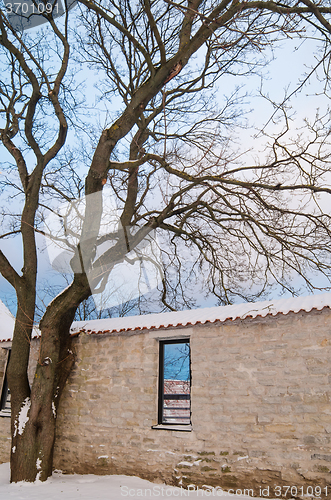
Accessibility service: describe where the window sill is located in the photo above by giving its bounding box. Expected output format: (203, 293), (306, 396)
(152, 424), (192, 432)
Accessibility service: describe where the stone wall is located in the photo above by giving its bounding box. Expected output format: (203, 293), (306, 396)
(48, 308), (331, 495)
(0, 417), (10, 463)
(0, 347), (10, 462)
(0, 308), (330, 494)
(0, 340), (39, 464)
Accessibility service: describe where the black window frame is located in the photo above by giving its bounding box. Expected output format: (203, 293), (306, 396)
(158, 338), (191, 426)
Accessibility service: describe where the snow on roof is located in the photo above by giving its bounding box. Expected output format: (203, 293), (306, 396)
(1, 293), (330, 344)
(0, 300), (15, 341)
(70, 292), (331, 336)
(0, 300), (41, 343)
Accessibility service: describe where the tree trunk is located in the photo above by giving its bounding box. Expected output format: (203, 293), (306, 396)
(9, 305), (78, 482)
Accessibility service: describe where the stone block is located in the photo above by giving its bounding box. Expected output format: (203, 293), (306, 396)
(265, 424), (296, 433)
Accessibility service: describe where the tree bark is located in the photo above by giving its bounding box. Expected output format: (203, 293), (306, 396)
(9, 283), (87, 482)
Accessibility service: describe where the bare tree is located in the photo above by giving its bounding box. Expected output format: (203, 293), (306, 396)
(1, 0), (331, 483)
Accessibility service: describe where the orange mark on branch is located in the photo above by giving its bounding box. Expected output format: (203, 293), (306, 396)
(164, 61), (183, 85)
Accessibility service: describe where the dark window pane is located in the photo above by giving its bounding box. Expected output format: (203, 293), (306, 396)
(164, 342), (190, 381)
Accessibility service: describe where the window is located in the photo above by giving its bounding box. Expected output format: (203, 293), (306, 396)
(0, 349), (11, 417)
(158, 339), (191, 425)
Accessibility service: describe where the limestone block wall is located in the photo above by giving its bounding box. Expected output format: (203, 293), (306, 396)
(51, 308), (331, 494)
(0, 347), (10, 463)
(0, 340), (39, 464)
(0, 417), (10, 463)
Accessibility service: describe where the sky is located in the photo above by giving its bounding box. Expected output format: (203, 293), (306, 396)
(1, 9), (331, 317)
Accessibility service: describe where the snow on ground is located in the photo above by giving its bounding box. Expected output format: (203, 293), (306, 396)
(0, 463), (269, 499)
